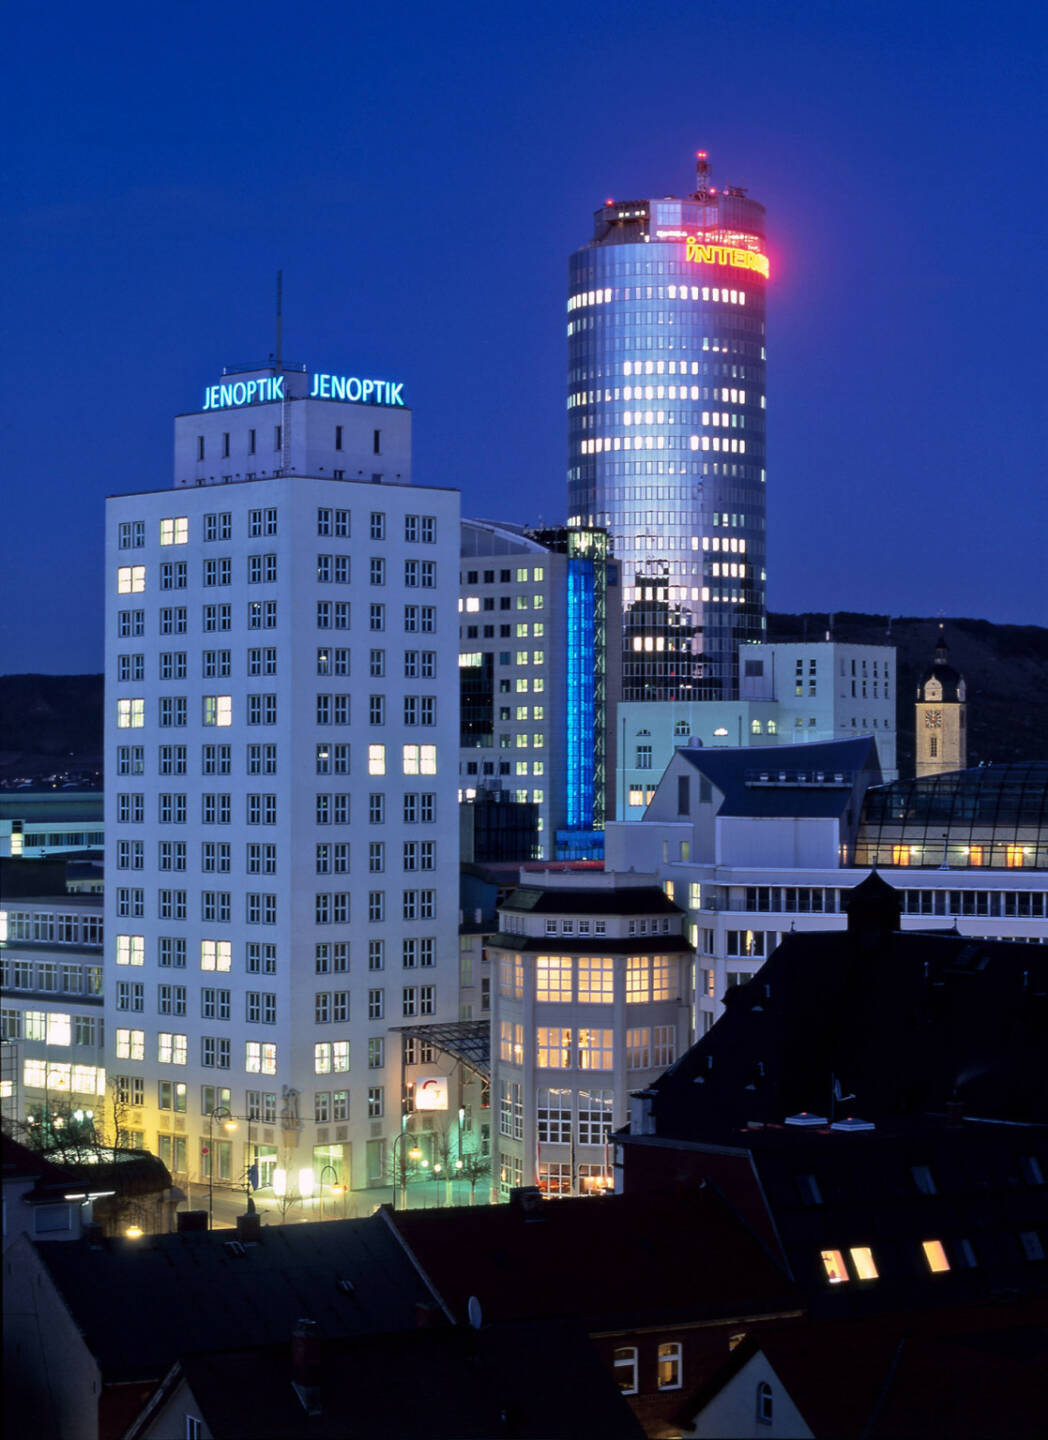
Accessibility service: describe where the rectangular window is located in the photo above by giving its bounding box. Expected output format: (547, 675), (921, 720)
(821, 1249), (847, 1284)
(577, 1028), (613, 1071)
(248, 599), (278, 629)
(536, 955), (572, 1003)
(536, 1026), (571, 1069)
(202, 695), (232, 727)
(159, 607), (187, 635)
(245, 1041), (277, 1075)
(117, 565), (146, 594)
(117, 609), (145, 638)
(157, 1032), (188, 1065)
(656, 1343), (682, 1391)
(577, 955), (614, 1004)
(202, 604), (232, 633)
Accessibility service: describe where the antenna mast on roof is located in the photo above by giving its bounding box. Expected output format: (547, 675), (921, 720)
(275, 270), (283, 369)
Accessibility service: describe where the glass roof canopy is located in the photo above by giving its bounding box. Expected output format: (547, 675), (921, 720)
(855, 762), (1048, 871)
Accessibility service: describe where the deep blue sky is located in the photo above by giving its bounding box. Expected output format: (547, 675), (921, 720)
(4, 0), (1045, 673)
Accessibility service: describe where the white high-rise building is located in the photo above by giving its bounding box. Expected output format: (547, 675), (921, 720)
(103, 362), (460, 1204)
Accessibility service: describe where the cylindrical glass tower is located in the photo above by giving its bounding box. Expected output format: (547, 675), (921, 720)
(567, 152), (767, 701)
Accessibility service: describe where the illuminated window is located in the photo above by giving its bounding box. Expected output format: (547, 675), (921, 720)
(402, 744), (437, 775)
(499, 1021), (524, 1065)
(160, 517), (188, 545)
(536, 1027), (571, 1068)
(117, 698), (145, 729)
(849, 1246), (878, 1280)
(117, 566), (145, 594)
(577, 956), (613, 1004)
(891, 845), (911, 866)
(968, 846), (985, 866)
(536, 955), (572, 1003)
(246, 1041), (277, 1075)
(577, 1028), (613, 1071)
(922, 1240), (950, 1272)
(652, 955), (676, 1000)
(499, 954), (524, 999)
(657, 1343), (681, 1390)
(626, 957), (650, 1003)
(821, 1249), (848, 1284)
(202, 695), (232, 727)
(1006, 845), (1025, 868)
(46, 1013), (71, 1046)
(368, 745), (386, 776)
(157, 1032), (188, 1065)
(116, 934), (145, 966)
(200, 939), (232, 972)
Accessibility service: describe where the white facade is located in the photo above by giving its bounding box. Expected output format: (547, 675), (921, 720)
(0, 795), (104, 859)
(174, 365), (411, 489)
(488, 869), (693, 1196)
(740, 641), (896, 776)
(0, 896), (106, 1127)
(103, 370), (460, 1201)
(616, 641), (897, 820)
(606, 747), (1048, 1038)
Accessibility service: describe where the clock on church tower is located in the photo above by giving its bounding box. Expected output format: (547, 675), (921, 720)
(915, 628), (966, 779)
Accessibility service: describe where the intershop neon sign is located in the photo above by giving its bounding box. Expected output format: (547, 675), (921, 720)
(684, 235), (770, 280)
(202, 372), (405, 411)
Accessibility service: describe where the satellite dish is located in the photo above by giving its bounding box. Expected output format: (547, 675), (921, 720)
(467, 1295), (483, 1330)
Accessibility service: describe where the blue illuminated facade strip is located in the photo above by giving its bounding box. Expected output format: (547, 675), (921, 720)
(566, 560), (597, 830)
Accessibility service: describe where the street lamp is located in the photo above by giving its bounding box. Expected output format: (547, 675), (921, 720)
(391, 1131), (423, 1210)
(317, 1163), (344, 1220)
(205, 1106), (237, 1230)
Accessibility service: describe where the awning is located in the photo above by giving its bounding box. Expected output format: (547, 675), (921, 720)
(391, 1020), (490, 1080)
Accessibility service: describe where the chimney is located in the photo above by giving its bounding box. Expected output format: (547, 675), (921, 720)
(236, 1211), (262, 1243)
(291, 1319), (323, 1416)
(508, 1185), (544, 1220)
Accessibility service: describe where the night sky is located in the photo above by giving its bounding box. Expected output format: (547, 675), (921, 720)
(4, 0), (1045, 673)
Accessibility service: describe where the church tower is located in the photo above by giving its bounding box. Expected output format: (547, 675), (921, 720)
(915, 625), (967, 777)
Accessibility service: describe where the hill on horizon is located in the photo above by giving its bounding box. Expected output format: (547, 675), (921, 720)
(1, 615), (1045, 784)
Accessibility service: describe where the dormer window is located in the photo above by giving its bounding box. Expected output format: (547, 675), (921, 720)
(562, 920), (574, 935)
(545, 920), (557, 935)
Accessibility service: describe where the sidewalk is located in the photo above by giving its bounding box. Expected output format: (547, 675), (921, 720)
(186, 1176), (491, 1229)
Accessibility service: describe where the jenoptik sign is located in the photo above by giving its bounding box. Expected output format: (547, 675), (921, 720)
(202, 372), (406, 411)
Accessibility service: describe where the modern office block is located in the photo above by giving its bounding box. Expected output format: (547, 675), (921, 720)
(459, 522), (620, 860)
(103, 362), (460, 1203)
(567, 151), (768, 701)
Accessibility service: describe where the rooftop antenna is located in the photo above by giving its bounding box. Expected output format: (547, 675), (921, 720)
(694, 149), (712, 199)
(275, 270), (283, 370)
